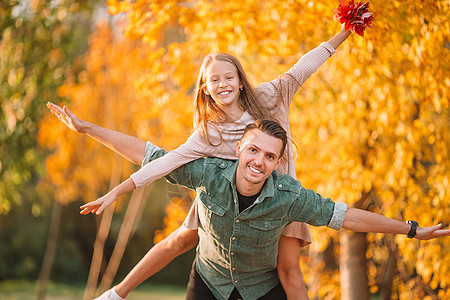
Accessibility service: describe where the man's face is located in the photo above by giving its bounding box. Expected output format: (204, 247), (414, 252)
(235, 129), (283, 192)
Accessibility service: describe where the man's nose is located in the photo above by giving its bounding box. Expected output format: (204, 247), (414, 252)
(254, 154), (263, 165)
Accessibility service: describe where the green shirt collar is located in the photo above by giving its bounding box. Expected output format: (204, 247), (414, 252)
(222, 160), (276, 203)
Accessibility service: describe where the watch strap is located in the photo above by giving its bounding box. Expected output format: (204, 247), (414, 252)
(406, 220), (418, 238)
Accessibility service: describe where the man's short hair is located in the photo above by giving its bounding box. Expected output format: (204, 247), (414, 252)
(242, 119), (287, 157)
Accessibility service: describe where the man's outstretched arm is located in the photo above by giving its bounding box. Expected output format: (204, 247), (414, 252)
(343, 208), (450, 240)
(47, 102), (146, 165)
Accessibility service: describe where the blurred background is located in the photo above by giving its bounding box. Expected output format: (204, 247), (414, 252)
(0, 0), (448, 299)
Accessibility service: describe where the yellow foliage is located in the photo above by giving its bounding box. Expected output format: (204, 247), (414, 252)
(40, 0), (449, 298)
(38, 21), (194, 206)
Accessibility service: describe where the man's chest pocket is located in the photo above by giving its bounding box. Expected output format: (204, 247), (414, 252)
(248, 219), (284, 247)
(198, 193), (227, 239)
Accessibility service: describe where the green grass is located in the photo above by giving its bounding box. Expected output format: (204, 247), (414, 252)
(0, 280), (185, 300)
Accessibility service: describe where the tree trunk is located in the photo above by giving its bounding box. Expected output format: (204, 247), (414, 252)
(36, 201), (63, 300)
(97, 186), (149, 292)
(340, 231), (370, 300)
(308, 239), (337, 300)
(380, 238), (397, 300)
(83, 156), (122, 300)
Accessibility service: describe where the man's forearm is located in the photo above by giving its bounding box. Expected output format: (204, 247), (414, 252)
(82, 120), (146, 165)
(343, 208), (411, 235)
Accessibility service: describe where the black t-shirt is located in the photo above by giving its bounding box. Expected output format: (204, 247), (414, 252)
(237, 190), (261, 213)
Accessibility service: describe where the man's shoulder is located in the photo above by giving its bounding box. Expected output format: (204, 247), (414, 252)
(203, 157), (235, 169)
(273, 173), (303, 195)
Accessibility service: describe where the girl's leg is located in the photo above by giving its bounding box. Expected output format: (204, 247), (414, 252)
(277, 236), (309, 300)
(113, 226), (198, 298)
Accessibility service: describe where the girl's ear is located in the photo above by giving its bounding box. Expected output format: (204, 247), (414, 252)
(203, 87), (210, 95)
(239, 82), (243, 90)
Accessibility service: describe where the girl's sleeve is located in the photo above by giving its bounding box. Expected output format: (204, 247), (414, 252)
(257, 42), (336, 108)
(130, 131), (210, 189)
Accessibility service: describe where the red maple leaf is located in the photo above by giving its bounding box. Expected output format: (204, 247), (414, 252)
(335, 0), (375, 37)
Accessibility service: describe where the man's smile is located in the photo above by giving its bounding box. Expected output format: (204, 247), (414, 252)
(249, 165), (263, 174)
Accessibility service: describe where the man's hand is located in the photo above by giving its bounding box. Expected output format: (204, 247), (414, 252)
(47, 101), (85, 133)
(80, 192), (117, 215)
(415, 224), (450, 240)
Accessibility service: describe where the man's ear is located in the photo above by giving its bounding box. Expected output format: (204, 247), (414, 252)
(273, 157), (282, 170)
(236, 141), (241, 157)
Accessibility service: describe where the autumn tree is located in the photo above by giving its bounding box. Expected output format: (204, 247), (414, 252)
(0, 0), (96, 293)
(40, 0), (448, 298)
(0, 0), (93, 213)
(38, 17), (195, 296)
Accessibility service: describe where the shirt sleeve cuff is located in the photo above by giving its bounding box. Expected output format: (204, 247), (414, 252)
(327, 202), (348, 230)
(319, 42), (336, 56)
(141, 141), (162, 167)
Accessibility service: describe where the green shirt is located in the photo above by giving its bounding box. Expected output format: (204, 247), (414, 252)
(148, 147), (339, 300)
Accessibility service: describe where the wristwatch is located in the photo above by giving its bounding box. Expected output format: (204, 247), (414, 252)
(406, 220), (418, 238)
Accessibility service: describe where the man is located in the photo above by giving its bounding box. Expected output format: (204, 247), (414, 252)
(83, 119), (449, 300)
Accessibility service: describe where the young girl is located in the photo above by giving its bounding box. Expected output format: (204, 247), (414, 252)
(51, 27), (351, 299)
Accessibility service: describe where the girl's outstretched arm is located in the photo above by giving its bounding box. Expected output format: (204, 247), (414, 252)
(47, 101), (146, 165)
(80, 126), (241, 215)
(327, 25), (351, 50)
(257, 26), (352, 112)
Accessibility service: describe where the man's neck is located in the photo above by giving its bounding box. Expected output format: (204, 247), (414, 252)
(235, 177), (265, 196)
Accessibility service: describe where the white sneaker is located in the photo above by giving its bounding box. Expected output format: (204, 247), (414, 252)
(94, 288), (126, 300)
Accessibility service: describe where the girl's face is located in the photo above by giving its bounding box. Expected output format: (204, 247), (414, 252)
(204, 60), (243, 109)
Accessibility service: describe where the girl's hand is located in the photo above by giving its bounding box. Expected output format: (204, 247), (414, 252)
(47, 101), (85, 133)
(81, 179), (136, 215)
(80, 193), (117, 215)
(341, 23), (351, 33)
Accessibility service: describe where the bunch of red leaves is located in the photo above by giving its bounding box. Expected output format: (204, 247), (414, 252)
(335, 0), (375, 37)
